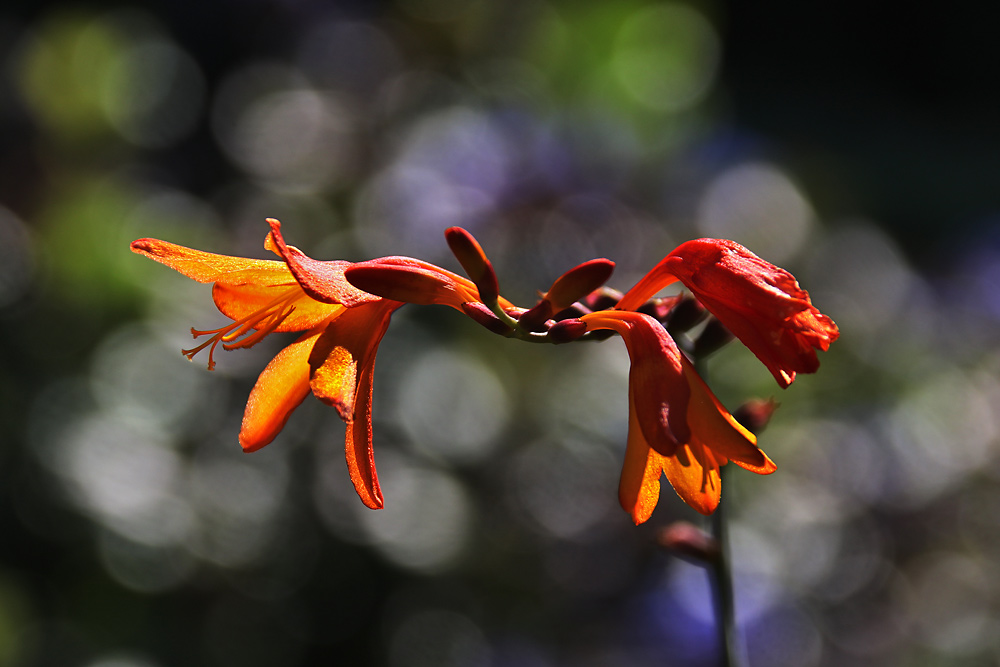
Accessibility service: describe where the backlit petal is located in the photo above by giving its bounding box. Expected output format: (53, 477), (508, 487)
(661, 441), (722, 516)
(618, 385), (668, 524)
(682, 359), (776, 474)
(239, 330), (320, 452)
(308, 301), (397, 420)
(131, 238), (289, 284)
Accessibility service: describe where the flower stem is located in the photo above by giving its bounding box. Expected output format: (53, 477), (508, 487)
(708, 464), (744, 667)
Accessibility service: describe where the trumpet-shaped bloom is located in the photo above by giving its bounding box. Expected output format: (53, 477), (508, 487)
(131, 219), (479, 510)
(617, 238), (839, 387)
(581, 310), (775, 521)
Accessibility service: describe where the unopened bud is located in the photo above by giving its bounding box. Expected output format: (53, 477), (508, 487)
(733, 398), (779, 435)
(664, 296), (707, 332)
(461, 302), (514, 336)
(582, 287), (622, 311)
(517, 299), (554, 332)
(636, 294), (683, 322)
(691, 317), (735, 358)
(547, 318), (588, 344)
(544, 258), (615, 313)
(444, 227), (500, 304)
(658, 521), (720, 563)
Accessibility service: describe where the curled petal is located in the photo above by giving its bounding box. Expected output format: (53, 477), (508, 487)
(344, 356), (384, 509)
(239, 330), (321, 452)
(266, 218), (379, 307)
(581, 310), (690, 455)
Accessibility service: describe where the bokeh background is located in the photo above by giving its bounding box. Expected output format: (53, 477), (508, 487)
(2, 1), (999, 666)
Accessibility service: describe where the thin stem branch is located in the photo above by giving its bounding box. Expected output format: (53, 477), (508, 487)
(708, 465), (745, 667)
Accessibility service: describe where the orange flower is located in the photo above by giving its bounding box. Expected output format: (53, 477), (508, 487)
(131, 219), (479, 510)
(617, 239), (839, 387)
(581, 310), (775, 522)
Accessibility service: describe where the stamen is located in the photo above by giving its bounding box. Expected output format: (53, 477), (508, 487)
(182, 288), (300, 370)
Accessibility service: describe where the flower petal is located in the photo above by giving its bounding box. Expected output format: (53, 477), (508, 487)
(581, 310), (691, 455)
(681, 359), (776, 475)
(239, 330), (320, 452)
(344, 353), (384, 509)
(308, 301), (397, 420)
(131, 238), (289, 284)
(266, 218), (380, 307)
(618, 385), (668, 524)
(307, 300), (396, 510)
(662, 441), (722, 515)
(666, 239), (839, 387)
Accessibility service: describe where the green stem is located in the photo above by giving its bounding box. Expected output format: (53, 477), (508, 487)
(709, 464), (744, 667)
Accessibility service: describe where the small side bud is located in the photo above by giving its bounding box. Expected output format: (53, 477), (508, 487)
(733, 398), (779, 435)
(544, 258), (615, 313)
(658, 521), (720, 563)
(691, 317), (735, 358)
(547, 318), (588, 344)
(445, 227), (500, 304)
(461, 302), (514, 336)
(636, 294), (683, 322)
(664, 296), (707, 332)
(516, 299), (554, 332)
(583, 287), (623, 311)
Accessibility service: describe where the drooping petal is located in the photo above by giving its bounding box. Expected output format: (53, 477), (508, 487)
(661, 441), (722, 515)
(308, 300), (397, 419)
(618, 385), (669, 524)
(265, 218), (380, 307)
(681, 359), (776, 475)
(344, 350), (384, 509)
(307, 300), (397, 510)
(239, 330), (321, 452)
(581, 310), (691, 455)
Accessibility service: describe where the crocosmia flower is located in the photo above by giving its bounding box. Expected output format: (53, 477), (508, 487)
(617, 238), (840, 388)
(131, 219), (483, 510)
(581, 310), (776, 521)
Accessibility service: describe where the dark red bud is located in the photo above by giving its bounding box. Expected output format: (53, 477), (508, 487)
(664, 296), (707, 332)
(547, 318), (588, 344)
(582, 287), (623, 311)
(544, 258), (615, 313)
(658, 521), (720, 563)
(445, 227), (499, 304)
(517, 299), (554, 332)
(732, 398), (779, 435)
(691, 317), (735, 358)
(461, 302), (514, 336)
